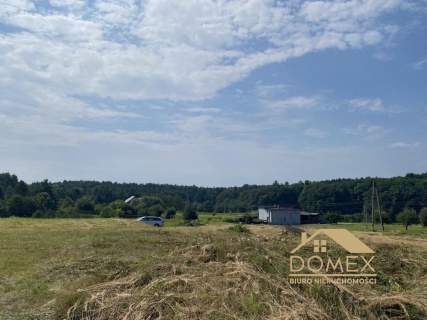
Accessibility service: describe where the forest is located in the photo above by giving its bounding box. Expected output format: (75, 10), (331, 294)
(1, 172), (427, 222)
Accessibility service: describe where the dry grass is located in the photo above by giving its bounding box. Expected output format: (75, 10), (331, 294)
(62, 225), (427, 320)
(0, 218), (426, 320)
(64, 244), (326, 320)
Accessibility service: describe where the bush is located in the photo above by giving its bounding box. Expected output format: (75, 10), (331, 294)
(324, 212), (340, 224)
(118, 204), (138, 219)
(55, 206), (75, 218)
(0, 201), (10, 217)
(229, 224), (251, 233)
(165, 207), (176, 219)
(419, 208), (427, 227)
(223, 217), (240, 223)
(183, 204), (198, 221)
(238, 213), (260, 224)
(32, 210), (56, 218)
(148, 204), (164, 217)
(100, 206), (118, 218)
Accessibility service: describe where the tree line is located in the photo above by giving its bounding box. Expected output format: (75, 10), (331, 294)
(1, 172), (427, 223)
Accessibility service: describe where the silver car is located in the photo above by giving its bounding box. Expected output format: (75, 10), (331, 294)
(137, 216), (164, 227)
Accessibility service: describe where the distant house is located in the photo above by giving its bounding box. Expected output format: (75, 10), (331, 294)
(124, 196), (136, 204)
(258, 206), (320, 225)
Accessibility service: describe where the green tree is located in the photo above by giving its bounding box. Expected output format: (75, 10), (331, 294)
(58, 197), (74, 209)
(6, 195), (36, 217)
(324, 212), (340, 224)
(76, 196), (95, 214)
(34, 192), (56, 211)
(419, 208), (427, 227)
(165, 207), (176, 219)
(0, 200), (9, 217)
(118, 204), (138, 218)
(148, 204), (164, 217)
(396, 208), (418, 230)
(92, 185), (114, 203)
(100, 206), (119, 218)
(183, 204), (198, 221)
(15, 181), (29, 196)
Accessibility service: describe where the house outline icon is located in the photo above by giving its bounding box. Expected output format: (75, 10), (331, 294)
(291, 229), (374, 254)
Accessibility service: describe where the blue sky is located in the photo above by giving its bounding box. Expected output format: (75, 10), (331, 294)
(0, 0), (426, 186)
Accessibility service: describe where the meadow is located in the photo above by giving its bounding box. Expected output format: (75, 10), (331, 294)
(0, 217), (426, 319)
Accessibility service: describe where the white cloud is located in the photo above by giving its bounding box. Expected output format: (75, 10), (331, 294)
(343, 124), (389, 139)
(267, 96), (320, 109)
(255, 84), (290, 98)
(185, 107), (221, 113)
(0, 0), (405, 104)
(389, 141), (421, 148)
(412, 58), (427, 70)
(1, 0), (422, 185)
(349, 98), (385, 112)
(48, 0), (85, 9)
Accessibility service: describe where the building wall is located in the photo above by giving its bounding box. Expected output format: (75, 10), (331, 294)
(270, 208), (300, 225)
(258, 208), (269, 222)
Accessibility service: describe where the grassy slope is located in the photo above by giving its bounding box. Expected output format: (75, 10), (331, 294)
(0, 218), (426, 319)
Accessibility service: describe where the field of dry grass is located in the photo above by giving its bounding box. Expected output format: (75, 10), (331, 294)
(0, 218), (426, 320)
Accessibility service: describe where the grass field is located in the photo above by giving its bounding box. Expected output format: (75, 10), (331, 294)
(309, 222), (427, 235)
(0, 217), (426, 319)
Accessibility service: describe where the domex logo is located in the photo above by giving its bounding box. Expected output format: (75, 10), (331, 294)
(291, 229), (375, 254)
(289, 229), (377, 285)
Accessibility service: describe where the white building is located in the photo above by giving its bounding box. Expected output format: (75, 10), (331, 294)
(258, 206), (320, 225)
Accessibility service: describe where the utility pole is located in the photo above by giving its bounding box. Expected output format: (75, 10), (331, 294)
(370, 180), (384, 232)
(376, 188), (384, 231)
(371, 181), (375, 232)
(363, 204), (368, 230)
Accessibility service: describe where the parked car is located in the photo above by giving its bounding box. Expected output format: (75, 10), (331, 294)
(137, 216), (164, 227)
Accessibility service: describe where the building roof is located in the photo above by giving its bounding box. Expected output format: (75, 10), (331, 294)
(300, 211), (320, 216)
(124, 195), (136, 203)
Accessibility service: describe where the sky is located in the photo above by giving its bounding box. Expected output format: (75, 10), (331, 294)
(0, 0), (426, 186)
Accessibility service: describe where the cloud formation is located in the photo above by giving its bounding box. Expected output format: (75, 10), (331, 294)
(1, 0), (425, 185)
(1, 0), (403, 104)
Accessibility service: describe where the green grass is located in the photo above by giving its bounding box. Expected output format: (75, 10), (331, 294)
(162, 211), (247, 226)
(309, 222), (427, 235)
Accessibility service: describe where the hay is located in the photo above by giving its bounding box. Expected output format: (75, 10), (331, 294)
(64, 245), (327, 320)
(63, 241), (427, 320)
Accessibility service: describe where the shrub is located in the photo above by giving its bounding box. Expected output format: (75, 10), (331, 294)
(238, 213), (260, 224)
(183, 204), (198, 221)
(0, 201), (10, 217)
(324, 212), (340, 224)
(100, 206), (118, 218)
(118, 204), (138, 219)
(419, 208), (427, 227)
(165, 207), (176, 219)
(223, 217), (240, 223)
(148, 204), (164, 217)
(32, 210), (56, 218)
(229, 224), (251, 233)
(55, 206), (75, 218)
